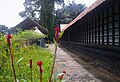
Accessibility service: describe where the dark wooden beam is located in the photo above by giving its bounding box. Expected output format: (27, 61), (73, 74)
(98, 14), (100, 44)
(112, 6), (115, 45)
(95, 16), (97, 44)
(87, 20), (88, 44)
(92, 17), (94, 44)
(89, 19), (91, 44)
(119, 4), (120, 46)
(85, 20), (87, 43)
(107, 9), (109, 45)
(102, 12), (104, 45)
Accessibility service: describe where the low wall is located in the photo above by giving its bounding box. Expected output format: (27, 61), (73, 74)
(60, 41), (120, 76)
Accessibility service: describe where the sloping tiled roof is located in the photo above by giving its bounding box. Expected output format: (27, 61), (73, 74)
(63, 0), (105, 31)
(11, 18), (48, 34)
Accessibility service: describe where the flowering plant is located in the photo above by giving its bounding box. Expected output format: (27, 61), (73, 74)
(37, 61), (43, 82)
(29, 58), (32, 82)
(54, 27), (60, 43)
(7, 34), (17, 82)
(49, 27), (65, 82)
(2, 29), (64, 82)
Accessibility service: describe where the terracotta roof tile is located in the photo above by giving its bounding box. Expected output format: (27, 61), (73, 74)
(63, 0), (105, 31)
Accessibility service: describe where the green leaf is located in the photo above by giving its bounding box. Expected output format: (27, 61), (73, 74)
(1, 36), (7, 45)
(33, 78), (37, 82)
(59, 31), (64, 39)
(16, 58), (24, 64)
(11, 37), (16, 52)
(0, 53), (7, 59)
(17, 79), (19, 82)
(56, 73), (64, 77)
(20, 78), (27, 82)
(53, 38), (57, 45)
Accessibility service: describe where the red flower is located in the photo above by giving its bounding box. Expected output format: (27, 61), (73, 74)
(37, 61), (42, 67)
(58, 71), (66, 80)
(54, 27), (60, 43)
(29, 59), (32, 68)
(6, 34), (12, 46)
(37, 61), (43, 73)
(59, 75), (64, 80)
(54, 27), (60, 32)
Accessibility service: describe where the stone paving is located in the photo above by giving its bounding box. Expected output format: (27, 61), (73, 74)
(49, 44), (102, 82)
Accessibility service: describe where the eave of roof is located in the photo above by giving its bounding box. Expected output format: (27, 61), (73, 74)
(63, 0), (105, 31)
(13, 18), (48, 35)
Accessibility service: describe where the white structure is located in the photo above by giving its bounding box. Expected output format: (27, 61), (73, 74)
(34, 27), (43, 35)
(60, 24), (68, 31)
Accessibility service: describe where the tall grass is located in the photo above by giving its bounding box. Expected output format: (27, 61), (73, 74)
(0, 45), (52, 82)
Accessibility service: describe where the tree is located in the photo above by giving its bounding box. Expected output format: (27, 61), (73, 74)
(0, 25), (8, 34)
(55, 2), (87, 24)
(19, 0), (64, 40)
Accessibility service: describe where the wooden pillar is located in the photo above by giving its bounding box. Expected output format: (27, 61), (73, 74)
(119, 4), (120, 46)
(98, 14), (100, 44)
(95, 16), (97, 44)
(68, 29), (70, 44)
(107, 9), (109, 45)
(102, 12), (104, 45)
(82, 21), (84, 43)
(89, 19), (91, 44)
(112, 6), (115, 45)
(87, 20), (88, 44)
(84, 21), (86, 43)
(92, 17), (94, 44)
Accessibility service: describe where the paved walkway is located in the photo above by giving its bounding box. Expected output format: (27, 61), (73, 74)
(49, 44), (102, 82)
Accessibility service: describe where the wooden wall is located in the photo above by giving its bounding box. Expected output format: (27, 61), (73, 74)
(60, 0), (120, 76)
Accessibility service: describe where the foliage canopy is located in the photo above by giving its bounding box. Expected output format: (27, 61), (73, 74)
(55, 2), (87, 24)
(19, 0), (64, 40)
(0, 25), (8, 34)
(19, 0), (86, 40)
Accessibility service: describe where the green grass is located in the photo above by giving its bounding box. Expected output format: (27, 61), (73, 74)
(0, 45), (53, 82)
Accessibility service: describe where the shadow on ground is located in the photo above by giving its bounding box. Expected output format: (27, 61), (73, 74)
(59, 46), (120, 82)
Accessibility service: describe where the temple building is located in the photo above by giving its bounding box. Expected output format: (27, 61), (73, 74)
(60, 0), (120, 76)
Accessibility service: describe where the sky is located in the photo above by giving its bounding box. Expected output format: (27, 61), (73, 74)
(0, 0), (96, 28)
